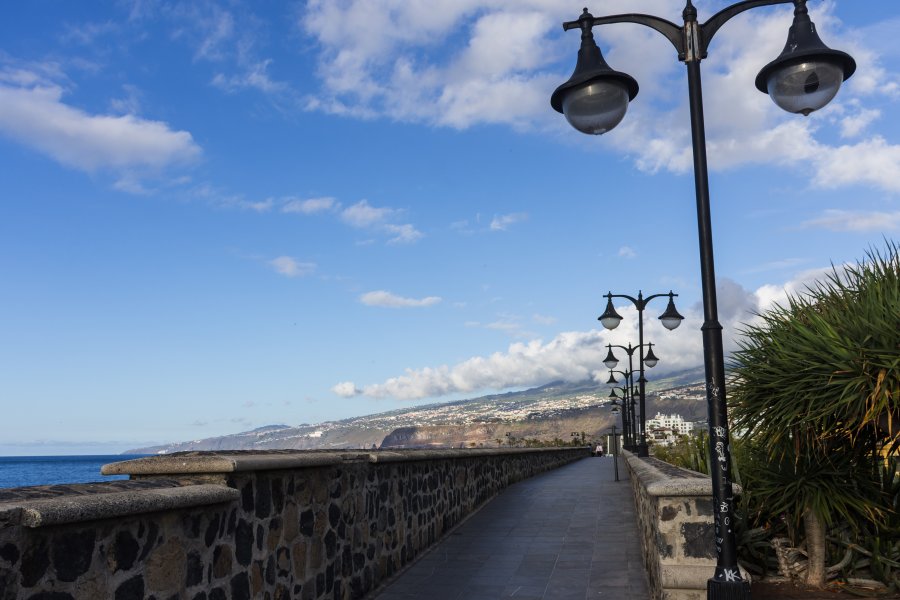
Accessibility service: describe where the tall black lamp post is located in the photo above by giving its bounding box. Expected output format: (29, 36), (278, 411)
(607, 386), (628, 442)
(600, 293), (682, 457)
(605, 368), (633, 449)
(551, 1), (855, 597)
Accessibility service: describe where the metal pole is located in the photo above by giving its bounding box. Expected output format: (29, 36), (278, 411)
(685, 49), (749, 599)
(622, 376), (632, 450)
(636, 305), (649, 457)
(611, 425), (619, 481)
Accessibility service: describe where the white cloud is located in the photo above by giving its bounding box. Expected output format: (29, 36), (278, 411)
(341, 272), (860, 401)
(810, 136), (900, 192)
(282, 196), (338, 214)
(360, 290), (442, 308)
(349, 330), (613, 401)
(753, 266), (839, 312)
(332, 381), (361, 398)
(0, 68), (201, 176)
(618, 246), (637, 259)
(207, 191), (274, 212)
(343, 317), (703, 401)
(340, 199), (423, 243)
(341, 199), (395, 227)
(269, 256), (316, 278)
(802, 209), (900, 232)
(490, 212), (528, 231)
(384, 223), (424, 244)
(838, 104), (881, 139)
(300, 0), (900, 194)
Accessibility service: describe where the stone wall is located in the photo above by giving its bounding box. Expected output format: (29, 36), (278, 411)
(0, 447), (587, 599)
(623, 452), (735, 600)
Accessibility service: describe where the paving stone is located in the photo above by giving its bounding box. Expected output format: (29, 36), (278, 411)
(372, 457), (651, 599)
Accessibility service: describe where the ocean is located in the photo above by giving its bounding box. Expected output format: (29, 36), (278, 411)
(0, 455), (150, 489)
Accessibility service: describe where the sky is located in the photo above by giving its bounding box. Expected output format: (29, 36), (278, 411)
(1, 0), (898, 455)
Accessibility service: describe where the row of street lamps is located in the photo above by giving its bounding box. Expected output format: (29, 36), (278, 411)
(600, 291), (683, 456)
(554, 1), (856, 597)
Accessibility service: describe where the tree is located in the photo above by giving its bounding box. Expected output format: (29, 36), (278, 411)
(729, 241), (899, 587)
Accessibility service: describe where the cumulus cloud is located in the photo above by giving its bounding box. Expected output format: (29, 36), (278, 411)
(332, 382), (361, 397)
(0, 69), (201, 175)
(359, 290), (442, 308)
(336, 267), (859, 402)
(618, 246), (637, 259)
(754, 265), (843, 312)
(334, 300), (712, 401)
(341, 199), (394, 227)
(269, 256), (316, 278)
(300, 0), (900, 194)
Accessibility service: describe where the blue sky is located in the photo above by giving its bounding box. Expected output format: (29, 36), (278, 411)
(1, 1), (898, 454)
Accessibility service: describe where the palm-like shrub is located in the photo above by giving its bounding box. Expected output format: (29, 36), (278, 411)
(729, 241), (899, 587)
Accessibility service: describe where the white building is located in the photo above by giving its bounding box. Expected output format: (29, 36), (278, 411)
(646, 413), (694, 436)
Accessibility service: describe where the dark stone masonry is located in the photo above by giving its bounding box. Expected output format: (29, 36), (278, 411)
(0, 447), (587, 599)
(624, 453), (735, 600)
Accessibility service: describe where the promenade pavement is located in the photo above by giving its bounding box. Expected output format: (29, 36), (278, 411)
(371, 454), (650, 600)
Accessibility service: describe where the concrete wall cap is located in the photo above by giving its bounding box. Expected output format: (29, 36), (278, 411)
(367, 447), (587, 463)
(101, 452), (347, 475)
(0, 484), (239, 528)
(623, 452), (742, 497)
(102, 447), (590, 474)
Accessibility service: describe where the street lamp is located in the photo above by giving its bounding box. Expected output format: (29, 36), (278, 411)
(600, 294), (681, 456)
(607, 380), (631, 449)
(606, 369), (633, 448)
(551, 1), (855, 597)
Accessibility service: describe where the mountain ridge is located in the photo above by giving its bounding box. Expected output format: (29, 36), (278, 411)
(126, 366), (708, 454)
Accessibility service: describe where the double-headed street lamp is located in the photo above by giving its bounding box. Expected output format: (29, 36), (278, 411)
(600, 293), (682, 457)
(551, 1), (855, 597)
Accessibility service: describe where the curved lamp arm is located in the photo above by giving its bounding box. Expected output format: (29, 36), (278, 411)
(564, 0), (794, 62)
(581, 14), (682, 57)
(700, 0), (793, 57)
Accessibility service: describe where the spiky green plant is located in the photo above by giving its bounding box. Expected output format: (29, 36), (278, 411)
(730, 241), (900, 588)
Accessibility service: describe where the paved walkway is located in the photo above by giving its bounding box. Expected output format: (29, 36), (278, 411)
(372, 455), (650, 600)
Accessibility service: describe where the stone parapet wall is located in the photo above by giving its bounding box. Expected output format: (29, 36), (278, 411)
(0, 447), (588, 599)
(623, 452), (733, 600)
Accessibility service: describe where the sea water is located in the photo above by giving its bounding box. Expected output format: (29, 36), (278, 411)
(0, 455), (149, 489)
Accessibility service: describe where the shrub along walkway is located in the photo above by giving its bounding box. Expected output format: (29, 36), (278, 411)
(370, 454), (650, 600)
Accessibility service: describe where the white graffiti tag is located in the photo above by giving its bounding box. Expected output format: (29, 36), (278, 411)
(715, 441), (727, 463)
(724, 568), (739, 582)
(714, 426), (726, 439)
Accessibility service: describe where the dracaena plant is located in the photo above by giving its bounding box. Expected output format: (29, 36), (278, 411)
(729, 240), (899, 588)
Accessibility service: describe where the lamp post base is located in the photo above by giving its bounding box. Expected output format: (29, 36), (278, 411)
(708, 578), (751, 600)
(636, 442), (649, 457)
